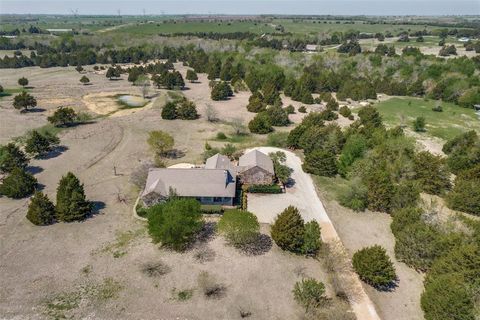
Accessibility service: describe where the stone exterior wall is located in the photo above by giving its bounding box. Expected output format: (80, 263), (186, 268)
(239, 166), (274, 185)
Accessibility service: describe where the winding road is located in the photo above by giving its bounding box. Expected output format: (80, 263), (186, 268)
(248, 147), (381, 320)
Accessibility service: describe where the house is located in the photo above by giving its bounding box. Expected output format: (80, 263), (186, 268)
(141, 150), (275, 207)
(237, 150), (275, 185)
(142, 168), (236, 206)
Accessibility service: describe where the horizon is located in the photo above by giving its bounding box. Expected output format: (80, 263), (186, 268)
(1, 1), (479, 16)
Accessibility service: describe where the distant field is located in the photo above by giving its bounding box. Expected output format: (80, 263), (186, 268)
(104, 20), (275, 36)
(373, 97), (480, 140)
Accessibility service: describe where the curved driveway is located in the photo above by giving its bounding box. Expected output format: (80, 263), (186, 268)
(247, 147), (381, 320)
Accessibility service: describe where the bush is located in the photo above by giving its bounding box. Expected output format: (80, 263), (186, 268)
(413, 151), (451, 195)
(265, 106), (290, 126)
(147, 199), (203, 251)
(248, 112), (273, 134)
(246, 95), (266, 113)
(338, 178), (368, 211)
(247, 184), (282, 194)
(26, 191), (56, 225)
(147, 131), (174, 157)
(0, 143), (28, 173)
(24, 130), (59, 158)
(352, 245), (397, 289)
(217, 209), (260, 247)
(161, 101), (177, 120)
(298, 106), (307, 113)
(284, 105), (295, 114)
(271, 206), (305, 253)
(0, 167), (37, 199)
(200, 205), (224, 214)
(47, 106), (77, 127)
(446, 175), (480, 216)
(55, 172), (92, 222)
(177, 99), (199, 120)
(211, 81), (232, 101)
(339, 105), (352, 118)
(303, 149), (338, 177)
(302, 221), (322, 255)
(413, 116), (426, 132)
(421, 274), (475, 320)
(293, 278), (327, 311)
(13, 91), (37, 112)
(432, 105), (443, 112)
(216, 132), (227, 140)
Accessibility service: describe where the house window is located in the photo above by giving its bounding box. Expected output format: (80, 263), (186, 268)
(203, 197), (213, 203)
(213, 197), (222, 203)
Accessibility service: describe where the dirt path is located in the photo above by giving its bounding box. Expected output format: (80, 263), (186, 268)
(247, 146), (381, 320)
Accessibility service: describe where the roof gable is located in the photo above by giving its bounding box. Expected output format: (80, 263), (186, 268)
(238, 150), (274, 174)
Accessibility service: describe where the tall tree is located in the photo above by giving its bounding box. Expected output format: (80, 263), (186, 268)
(55, 172), (92, 222)
(0, 143), (28, 173)
(13, 91), (37, 112)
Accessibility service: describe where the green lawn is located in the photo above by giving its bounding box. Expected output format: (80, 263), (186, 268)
(373, 97), (480, 140)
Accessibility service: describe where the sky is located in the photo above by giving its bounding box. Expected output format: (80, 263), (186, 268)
(0, 0), (478, 16)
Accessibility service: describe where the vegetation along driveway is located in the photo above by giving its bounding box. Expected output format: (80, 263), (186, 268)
(248, 146), (381, 320)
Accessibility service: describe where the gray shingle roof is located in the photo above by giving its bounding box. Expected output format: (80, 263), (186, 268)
(238, 150), (274, 174)
(142, 168), (236, 198)
(205, 153), (233, 170)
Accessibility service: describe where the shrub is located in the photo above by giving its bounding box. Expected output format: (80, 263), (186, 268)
(24, 130), (59, 158)
(303, 149), (338, 177)
(298, 106), (307, 113)
(218, 210), (260, 247)
(147, 131), (174, 157)
(284, 105), (295, 114)
(352, 245), (397, 289)
(211, 81), (232, 101)
(200, 205), (224, 214)
(271, 206), (305, 253)
(0, 167), (37, 199)
(177, 100), (199, 120)
(248, 112), (273, 134)
(55, 172), (92, 222)
(18, 77), (28, 87)
(79, 75), (90, 85)
(339, 105), (352, 118)
(265, 106), (290, 126)
(302, 221), (322, 255)
(338, 178), (368, 211)
(421, 274), (475, 320)
(13, 91), (37, 112)
(413, 116), (426, 132)
(161, 101), (177, 120)
(247, 184), (282, 194)
(337, 134), (367, 177)
(216, 132), (227, 140)
(446, 175), (480, 216)
(293, 278), (327, 311)
(47, 106), (77, 127)
(0, 143), (28, 173)
(186, 69), (198, 82)
(246, 95), (266, 113)
(26, 191), (56, 225)
(147, 199), (203, 251)
(413, 151), (451, 195)
(432, 105), (443, 112)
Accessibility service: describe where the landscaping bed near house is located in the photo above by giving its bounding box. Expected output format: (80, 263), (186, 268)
(246, 184), (283, 194)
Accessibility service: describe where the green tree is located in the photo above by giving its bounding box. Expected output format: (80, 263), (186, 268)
(0, 143), (28, 173)
(358, 106), (383, 130)
(421, 274), (475, 320)
(248, 112), (273, 134)
(302, 221), (322, 255)
(217, 209), (260, 247)
(337, 134), (367, 177)
(413, 151), (451, 195)
(161, 101), (177, 120)
(352, 245), (397, 289)
(26, 191), (56, 225)
(79, 75), (90, 85)
(106, 67), (120, 80)
(293, 278), (327, 311)
(246, 93), (266, 113)
(13, 91), (37, 112)
(446, 174), (480, 216)
(186, 69), (198, 83)
(55, 172), (92, 222)
(365, 168), (394, 212)
(0, 167), (37, 199)
(269, 151), (292, 186)
(211, 81), (232, 101)
(265, 106), (290, 126)
(147, 131), (174, 157)
(302, 149), (338, 177)
(271, 206), (305, 253)
(176, 100), (198, 120)
(47, 106), (77, 127)
(338, 177), (368, 212)
(147, 199), (203, 251)
(24, 130), (59, 158)
(18, 77), (28, 87)
(413, 116), (426, 132)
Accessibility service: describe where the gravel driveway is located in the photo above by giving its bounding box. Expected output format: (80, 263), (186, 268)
(247, 147), (381, 320)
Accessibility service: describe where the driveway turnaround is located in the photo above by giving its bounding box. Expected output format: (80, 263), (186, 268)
(247, 147), (381, 320)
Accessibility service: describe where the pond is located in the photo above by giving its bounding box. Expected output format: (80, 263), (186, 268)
(118, 95), (148, 108)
